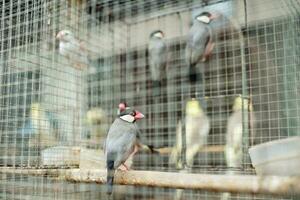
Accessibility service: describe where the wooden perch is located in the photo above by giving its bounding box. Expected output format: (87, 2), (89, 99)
(154, 145), (224, 154)
(1, 167), (300, 196)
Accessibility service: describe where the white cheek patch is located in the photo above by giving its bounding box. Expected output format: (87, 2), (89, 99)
(120, 115), (135, 123)
(197, 16), (210, 24)
(154, 32), (163, 38)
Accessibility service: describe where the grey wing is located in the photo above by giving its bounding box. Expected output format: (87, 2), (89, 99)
(135, 125), (147, 147)
(148, 40), (167, 80)
(114, 133), (136, 168)
(186, 25), (211, 65)
(106, 132), (136, 168)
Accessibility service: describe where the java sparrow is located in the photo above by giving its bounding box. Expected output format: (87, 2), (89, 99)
(56, 30), (89, 69)
(148, 30), (167, 96)
(105, 106), (144, 195)
(186, 12), (217, 83)
(185, 99), (210, 168)
(117, 102), (158, 154)
(225, 96), (255, 168)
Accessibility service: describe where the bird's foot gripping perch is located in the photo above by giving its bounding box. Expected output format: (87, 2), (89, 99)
(118, 163), (130, 171)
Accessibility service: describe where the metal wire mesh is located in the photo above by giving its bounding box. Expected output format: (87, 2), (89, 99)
(0, 0), (299, 199)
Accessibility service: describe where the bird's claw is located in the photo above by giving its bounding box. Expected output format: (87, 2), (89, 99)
(117, 163), (130, 171)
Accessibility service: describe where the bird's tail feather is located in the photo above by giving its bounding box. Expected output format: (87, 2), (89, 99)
(106, 160), (115, 195)
(152, 80), (161, 96)
(189, 64), (202, 84)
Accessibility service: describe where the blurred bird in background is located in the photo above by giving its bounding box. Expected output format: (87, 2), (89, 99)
(186, 12), (218, 85)
(19, 103), (59, 148)
(172, 99), (210, 200)
(105, 106), (145, 195)
(170, 99), (210, 169)
(169, 119), (183, 169)
(84, 107), (107, 148)
(86, 107), (106, 125)
(185, 99), (210, 168)
(148, 30), (167, 97)
(225, 96), (254, 169)
(56, 30), (89, 70)
(221, 96), (255, 200)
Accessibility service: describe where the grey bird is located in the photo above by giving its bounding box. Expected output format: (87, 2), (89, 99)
(105, 106), (145, 195)
(117, 102), (158, 154)
(148, 30), (167, 96)
(186, 12), (217, 83)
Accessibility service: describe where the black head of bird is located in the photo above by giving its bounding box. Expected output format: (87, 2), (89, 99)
(195, 12), (218, 24)
(119, 107), (144, 123)
(150, 30), (164, 39)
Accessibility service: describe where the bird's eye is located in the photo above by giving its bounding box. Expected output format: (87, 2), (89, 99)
(130, 111), (136, 116)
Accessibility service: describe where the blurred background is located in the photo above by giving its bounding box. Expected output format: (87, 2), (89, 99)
(0, 0), (299, 199)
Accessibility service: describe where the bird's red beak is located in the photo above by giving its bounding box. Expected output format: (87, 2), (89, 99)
(134, 111), (144, 120)
(56, 32), (63, 39)
(210, 13), (220, 20)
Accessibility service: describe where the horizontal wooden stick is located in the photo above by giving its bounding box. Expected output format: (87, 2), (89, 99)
(155, 145), (224, 154)
(0, 167), (65, 177)
(1, 167), (299, 196)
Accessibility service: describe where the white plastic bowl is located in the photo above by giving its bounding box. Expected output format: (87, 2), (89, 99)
(249, 136), (300, 176)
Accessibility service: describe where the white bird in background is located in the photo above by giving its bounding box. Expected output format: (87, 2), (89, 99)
(185, 99), (210, 168)
(172, 99), (210, 200)
(170, 99), (210, 169)
(86, 107), (106, 125)
(30, 103), (58, 147)
(225, 96), (254, 169)
(56, 30), (89, 70)
(31, 103), (50, 133)
(85, 107), (107, 147)
(221, 96), (255, 200)
(169, 119), (183, 169)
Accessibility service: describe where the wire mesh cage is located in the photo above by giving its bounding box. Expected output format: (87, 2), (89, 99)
(0, 0), (299, 199)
